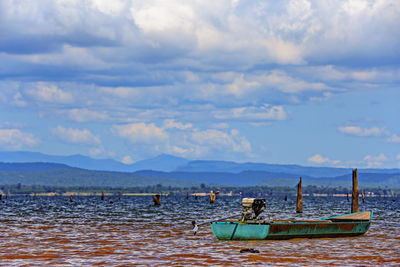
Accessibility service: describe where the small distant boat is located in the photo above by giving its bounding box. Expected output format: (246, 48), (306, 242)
(210, 198), (372, 240)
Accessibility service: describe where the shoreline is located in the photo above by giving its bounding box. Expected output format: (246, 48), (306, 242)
(2, 192), (398, 197)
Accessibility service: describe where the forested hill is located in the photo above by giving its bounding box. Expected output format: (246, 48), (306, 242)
(135, 170), (400, 188)
(0, 163), (199, 187)
(1, 162), (399, 188)
(0, 162), (75, 172)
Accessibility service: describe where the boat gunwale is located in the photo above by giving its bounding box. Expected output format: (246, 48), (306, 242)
(211, 210), (373, 225)
(211, 220), (370, 226)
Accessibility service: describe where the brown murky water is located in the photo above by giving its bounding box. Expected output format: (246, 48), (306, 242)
(0, 196), (399, 266)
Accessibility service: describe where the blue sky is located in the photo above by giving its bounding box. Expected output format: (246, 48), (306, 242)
(0, 0), (399, 168)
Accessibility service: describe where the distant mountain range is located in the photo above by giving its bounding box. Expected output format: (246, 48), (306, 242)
(1, 151), (399, 176)
(0, 162), (199, 187)
(0, 151), (399, 188)
(0, 151), (188, 172)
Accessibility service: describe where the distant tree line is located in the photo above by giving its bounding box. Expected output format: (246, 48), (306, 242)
(0, 183), (398, 197)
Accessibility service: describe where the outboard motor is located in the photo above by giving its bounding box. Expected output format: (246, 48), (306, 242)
(240, 198), (266, 221)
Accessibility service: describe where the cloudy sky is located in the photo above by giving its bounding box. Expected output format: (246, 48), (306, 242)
(1, 0), (399, 168)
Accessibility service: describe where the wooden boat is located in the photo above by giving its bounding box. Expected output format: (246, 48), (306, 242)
(210, 199), (372, 240)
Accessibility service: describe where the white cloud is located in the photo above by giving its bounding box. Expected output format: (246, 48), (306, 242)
(68, 108), (108, 122)
(26, 83), (73, 104)
(309, 92), (333, 102)
(214, 104), (287, 121)
(363, 153), (388, 168)
(338, 126), (389, 137)
(113, 121), (252, 159)
(100, 87), (139, 99)
(171, 146), (188, 154)
(225, 73), (260, 97)
(113, 123), (168, 143)
(89, 147), (106, 157)
(121, 155), (134, 164)
(91, 0), (126, 16)
(308, 154), (340, 165)
(11, 92), (28, 107)
(254, 70), (331, 94)
(190, 129), (251, 154)
(350, 70), (377, 81)
(387, 134), (400, 144)
(163, 119), (192, 130)
(0, 129), (40, 150)
(131, 2), (195, 34)
(52, 126), (101, 145)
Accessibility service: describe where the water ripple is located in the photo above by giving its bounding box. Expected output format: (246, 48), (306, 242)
(0, 196), (399, 266)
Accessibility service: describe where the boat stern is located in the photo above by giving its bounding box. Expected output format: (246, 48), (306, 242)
(211, 222), (270, 240)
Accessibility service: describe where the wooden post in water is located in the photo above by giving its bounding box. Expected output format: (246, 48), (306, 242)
(296, 177), (303, 213)
(284, 195), (287, 201)
(347, 193), (349, 202)
(101, 191), (105, 201)
(153, 193), (161, 205)
(351, 168), (359, 213)
(118, 192), (121, 201)
(210, 190), (215, 203)
(194, 194), (198, 200)
(186, 192), (189, 199)
(70, 195), (73, 202)
(362, 190), (365, 203)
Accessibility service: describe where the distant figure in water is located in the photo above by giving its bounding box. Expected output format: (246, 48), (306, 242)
(192, 221), (198, 235)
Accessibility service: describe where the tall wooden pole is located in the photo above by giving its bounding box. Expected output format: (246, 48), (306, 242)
(296, 177), (303, 213)
(153, 193), (161, 205)
(351, 168), (359, 213)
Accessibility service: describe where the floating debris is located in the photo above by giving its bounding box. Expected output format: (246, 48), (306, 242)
(240, 248), (259, 253)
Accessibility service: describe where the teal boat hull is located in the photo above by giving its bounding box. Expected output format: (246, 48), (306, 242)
(211, 211), (372, 240)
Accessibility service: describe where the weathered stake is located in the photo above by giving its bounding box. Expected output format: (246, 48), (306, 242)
(284, 195), (287, 201)
(347, 193), (349, 202)
(186, 192), (189, 199)
(351, 168), (359, 213)
(296, 177), (303, 213)
(210, 190), (216, 203)
(101, 191), (105, 201)
(362, 190), (365, 203)
(70, 195), (73, 202)
(153, 193), (161, 205)
(118, 192), (121, 201)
